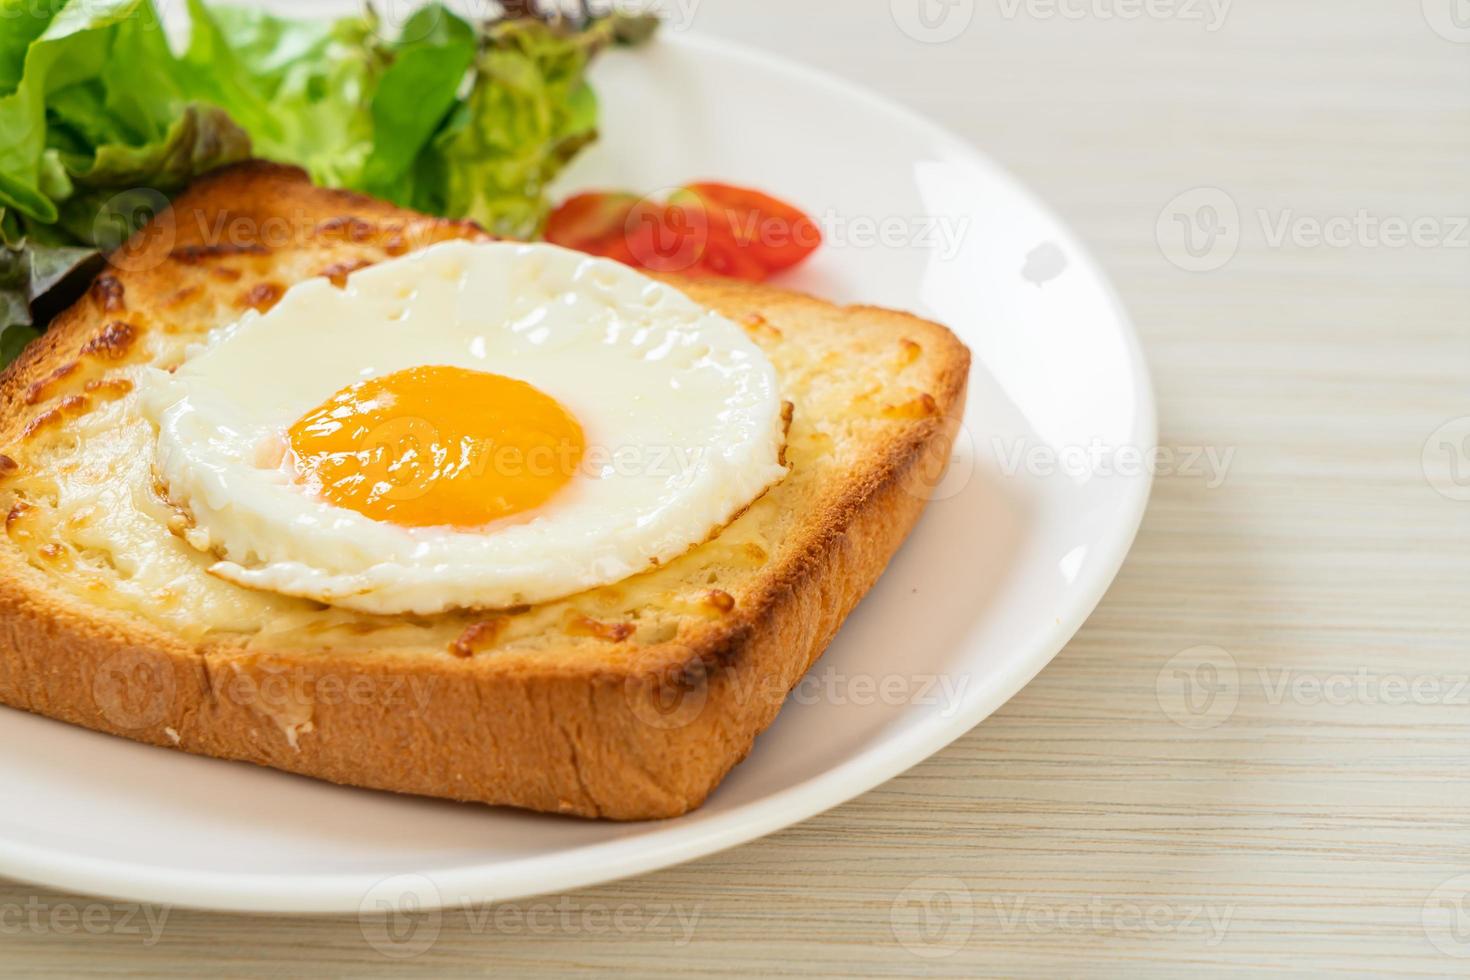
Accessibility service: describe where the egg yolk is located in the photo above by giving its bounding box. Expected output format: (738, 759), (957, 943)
(287, 365), (585, 528)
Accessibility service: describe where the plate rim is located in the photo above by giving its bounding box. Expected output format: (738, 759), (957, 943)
(0, 28), (1157, 915)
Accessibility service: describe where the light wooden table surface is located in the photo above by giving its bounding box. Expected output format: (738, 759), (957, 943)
(6, 1), (1469, 975)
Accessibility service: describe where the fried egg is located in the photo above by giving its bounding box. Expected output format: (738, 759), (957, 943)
(140, 241), (789, 615)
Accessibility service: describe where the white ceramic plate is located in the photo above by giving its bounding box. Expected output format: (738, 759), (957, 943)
(0, 30), (1154, 915)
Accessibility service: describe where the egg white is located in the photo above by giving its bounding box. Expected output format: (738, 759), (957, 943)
(140, 241), (788, 615)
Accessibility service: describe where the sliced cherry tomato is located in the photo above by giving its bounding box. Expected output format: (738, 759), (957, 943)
(690, 222), (769, 281)
(545, 182), (821, 282)
(544, 191), (640, 253)
(621, 199), (712, 275)
(678, 182), (822, 275)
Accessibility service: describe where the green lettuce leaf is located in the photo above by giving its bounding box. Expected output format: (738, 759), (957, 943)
(97, 0), (195, 143)
(0, 239), (102, 360)
(431, 18), (611, 239)
(178, 0), (362, 180)
(57, 103), (252, 247)
(359, 5), (477, 201)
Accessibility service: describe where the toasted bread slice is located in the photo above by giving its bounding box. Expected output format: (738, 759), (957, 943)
(0, 162), (969, 819)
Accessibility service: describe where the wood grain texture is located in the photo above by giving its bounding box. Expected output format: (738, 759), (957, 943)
(3, 0), (1467, 974)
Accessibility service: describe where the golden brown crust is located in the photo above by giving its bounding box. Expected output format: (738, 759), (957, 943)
(0, 162), (970, 820)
